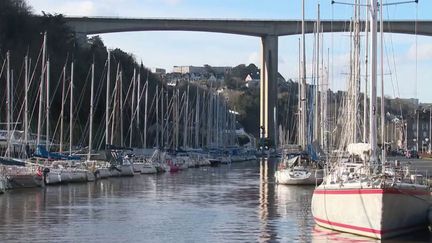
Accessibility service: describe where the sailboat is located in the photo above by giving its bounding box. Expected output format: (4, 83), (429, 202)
(311, 0), (431, 239)
(103, 56), (135, 177)
(1, 51), (44, 189)
(275, 1), (324, 185)
(275, 149), (323, 185)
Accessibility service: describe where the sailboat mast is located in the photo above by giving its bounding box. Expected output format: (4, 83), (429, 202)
(60, 65), (66, 152)
(11, 70), (14, 144)
(24, 55), (29, 147)
(380, 0), (386, 162)
(301, 0), (307, 149)
(130, 68), (136, 147)
(137, 69), (141, 132)
(120, 70), (124, 147)
(201, 91), (206, 146)
(166, 89), (169, 147)
(195, 87), (200, 148)
(37, 32), (47, 147)
(157, 84), (159, 148)
(106, 51), (110, 146)
(88, 62), (95, 161)
(321, 47), (329, 151)
(364, 2), (369, 143)
(161, 86), (164, 148)
(207, 91), (212, 146)
(69, 61), (74, 154)
(183, 83), (189, 148)
(143, 74), (148, 148)
(298, 38), (301, 145)
(6, 51), (11, 158)
(314, 3), (320, 144)
(369, 0), (378, 163)
(216, 95), (220, 147)
(155, 84), (159, 148)
(111, 64), (120, 145)
(319, 26), (325, 149)
(175, 89), (179, 149)
(353, 0), (361, 143)
(46, 59), (50, 149)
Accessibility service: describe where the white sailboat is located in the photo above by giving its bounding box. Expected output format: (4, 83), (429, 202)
(275, 1), (323, 186)
(2, 51), (43, 189)
(275, 154), (323, 185)
(311, 0), (431, 239)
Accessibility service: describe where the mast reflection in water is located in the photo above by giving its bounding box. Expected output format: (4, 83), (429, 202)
(0, 158), (429, 242)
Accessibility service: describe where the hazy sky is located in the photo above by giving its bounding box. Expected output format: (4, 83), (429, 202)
(29, 0), (432, 102)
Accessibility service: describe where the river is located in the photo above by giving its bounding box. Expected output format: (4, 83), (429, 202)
(0, 159), (430, 242)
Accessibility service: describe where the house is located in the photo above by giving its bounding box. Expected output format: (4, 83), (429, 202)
(208, 74), (217, 83)
(244, 73), (260, 88)
(152, 68), (166, 75)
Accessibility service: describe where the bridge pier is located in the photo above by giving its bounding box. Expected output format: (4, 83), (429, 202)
(75, 32), (89, 47)
(260, 35), (278, 148)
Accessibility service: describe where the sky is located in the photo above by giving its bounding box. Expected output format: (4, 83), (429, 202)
(29, 0), (432, 102)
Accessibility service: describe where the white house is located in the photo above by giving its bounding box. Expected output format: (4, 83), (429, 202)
(244, 73), (260, 88)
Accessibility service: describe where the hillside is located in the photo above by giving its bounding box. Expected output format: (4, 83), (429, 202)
(0, 0), (184, 148)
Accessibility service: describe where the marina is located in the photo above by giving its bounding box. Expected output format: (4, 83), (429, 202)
(2, 0), (432, 241)
(0, 158), (431, 242)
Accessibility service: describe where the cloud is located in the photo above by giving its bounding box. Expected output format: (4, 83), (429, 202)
(31, 0), (96, 16)
(407, 43), (432, 61)
(140, 0), (183, 7)
(60, 1), (95, 15)
(31, 0), (133, 16)
(162, 0), (182, 6)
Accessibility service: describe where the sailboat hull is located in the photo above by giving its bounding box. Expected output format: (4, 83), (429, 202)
(45, 170), (62, 185)
(141, 164), (157, 174)
(311, 184), (431, 239)
(0, 176), (6, 193)
(132, 163), (144, 173)
(7, 174), (43, 188)
(275, 168), (323, 185)
(96, 168), (110, 178)
(119, 165), (134, 177)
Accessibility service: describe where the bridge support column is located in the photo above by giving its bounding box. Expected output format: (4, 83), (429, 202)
(74, 32), (89, 47)
(260, 35), (278, 148)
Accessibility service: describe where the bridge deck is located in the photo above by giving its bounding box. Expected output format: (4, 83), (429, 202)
(63, 17), (432, 37)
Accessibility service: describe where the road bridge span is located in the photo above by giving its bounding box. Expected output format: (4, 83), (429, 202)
(63, 17), (432, 146)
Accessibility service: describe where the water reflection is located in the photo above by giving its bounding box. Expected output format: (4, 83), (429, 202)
(0, 159), (430, 242)
(312, 225), (378, 243)
(259, 158), (277, 242)
(257, 158), (316, 242)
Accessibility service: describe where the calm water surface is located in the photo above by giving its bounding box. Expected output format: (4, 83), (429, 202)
(0, 159), (431, 242)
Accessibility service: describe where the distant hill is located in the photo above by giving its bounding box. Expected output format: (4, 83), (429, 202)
(222, 62), (421, 145)
(0, 0), (165, 148)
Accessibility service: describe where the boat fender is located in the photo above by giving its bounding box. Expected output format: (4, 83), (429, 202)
(36, 167), (43, 177)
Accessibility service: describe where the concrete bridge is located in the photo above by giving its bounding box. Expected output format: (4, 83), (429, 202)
(64, 17), (432, 146)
